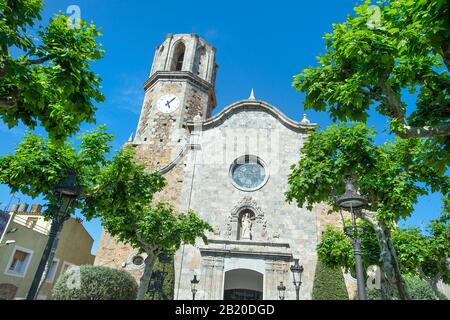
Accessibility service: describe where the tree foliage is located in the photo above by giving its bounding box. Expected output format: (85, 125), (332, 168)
(52, 265), (138, 300)
(286, 122), (449, 299)
(286, 123), (448, 225)
(367, 275), (440, 300)
(0, 128), (213, 300)
(0, 0), (104, 140)
(318, 211), (450, 299)
(317, 221), (379, 273)
(82, 146), (213, 300)
(293, 0), (450, 170)
(0, 126), (114, 216)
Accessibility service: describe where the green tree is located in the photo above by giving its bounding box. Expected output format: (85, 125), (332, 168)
(82, 147), (213, 300)
(286, 123), (449, 299)
(0, 0), (104, 140)
(293, 0), (449, 171)
(317, 222), (379, 274)
(0, 127), (116, 298)
(0, 129), (162, 298)
(0, 126), (114, 213)
(393, 210), (450, 299)
(317, 213), (449, 299)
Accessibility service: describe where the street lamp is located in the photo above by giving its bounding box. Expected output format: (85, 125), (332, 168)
(290, 258), (304, 300)
(336, 178), (367, 300)
(277, 281), (286, 300)
(26, 170), (81, 300)
(191, 274), (199, 300)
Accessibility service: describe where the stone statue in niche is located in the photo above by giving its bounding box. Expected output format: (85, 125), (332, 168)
(241, 213), (252, 240)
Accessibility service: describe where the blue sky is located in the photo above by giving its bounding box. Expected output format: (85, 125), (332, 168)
(0, 0), (444, 253)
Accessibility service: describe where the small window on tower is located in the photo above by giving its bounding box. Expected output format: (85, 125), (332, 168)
(175, 51), (184, 71)
(171, 42), (186, 71)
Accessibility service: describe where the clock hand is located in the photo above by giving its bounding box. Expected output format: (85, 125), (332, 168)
(168, 97), (176, 104)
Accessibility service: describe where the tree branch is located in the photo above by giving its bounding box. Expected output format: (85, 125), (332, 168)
(26, 56), (50, 65)
(441, 42), (450, 72)
(380, 81), (406, 122)
(398, 123), (450, 138)
(0, 97), (18, 110)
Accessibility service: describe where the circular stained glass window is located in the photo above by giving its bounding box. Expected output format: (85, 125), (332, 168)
(230, 155), (268, 191)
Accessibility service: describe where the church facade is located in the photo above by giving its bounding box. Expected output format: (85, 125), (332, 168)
(94, 34), (351, 300)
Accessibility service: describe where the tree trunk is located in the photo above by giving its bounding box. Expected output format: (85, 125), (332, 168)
(360, 210), (410, 300)
(136, 253), (157, 300)
(378, 268), (391, 300)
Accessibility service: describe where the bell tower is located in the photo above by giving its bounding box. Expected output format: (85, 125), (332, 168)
(94, 34), (218, 286)
(134, 33), (217, 151)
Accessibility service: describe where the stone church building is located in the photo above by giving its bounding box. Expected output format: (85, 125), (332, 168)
(94, 34), (352, 300)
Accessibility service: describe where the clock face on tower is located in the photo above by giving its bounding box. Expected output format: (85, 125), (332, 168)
(156, 94), (180, 114)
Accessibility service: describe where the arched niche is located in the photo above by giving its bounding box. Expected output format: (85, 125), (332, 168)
(170, 41), (186, 71)
(193, 46), (208, 78)
(227, 197), (268, 241)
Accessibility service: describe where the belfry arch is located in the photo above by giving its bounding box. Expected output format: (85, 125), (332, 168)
(170, 41), (186, 71)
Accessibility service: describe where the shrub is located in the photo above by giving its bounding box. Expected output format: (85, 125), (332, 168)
(312, 259), (349, 300)
(366, 275), (439, 300)
(52, 265), (138, 300)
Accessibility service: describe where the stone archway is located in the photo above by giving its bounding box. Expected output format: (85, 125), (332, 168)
(0, 283), (18, 300)
(223, 269), (263, 300)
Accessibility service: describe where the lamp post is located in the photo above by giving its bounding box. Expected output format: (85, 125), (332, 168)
(191, 274), (199, 300)
(290, 258), (304, 300)
(336, 178), (367, 300)
(26, 171), (81, 300)
(277, 281), (286, 300)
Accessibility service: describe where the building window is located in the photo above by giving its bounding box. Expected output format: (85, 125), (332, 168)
(132, 255), (144, 266)
(230, 155), (269, 191)
(5, 246), (33, 277)
(60, 261), (75, 276)
(26, 217), (38, 228)
(45, 259), (59, 283)
(171, 42), (186, 71)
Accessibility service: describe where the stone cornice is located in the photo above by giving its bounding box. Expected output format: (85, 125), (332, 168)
(187, 100), (317, 133)
(143, 71), (215, 93)
(199, 239), (293, 260)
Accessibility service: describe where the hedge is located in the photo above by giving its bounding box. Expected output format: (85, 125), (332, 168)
(312, 259), (349, 300)
(366, 275), (442, 300)
(52, 265), (138, 300)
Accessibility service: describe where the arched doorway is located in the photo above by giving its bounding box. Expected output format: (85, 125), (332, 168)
(223, 269), (263, 300)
